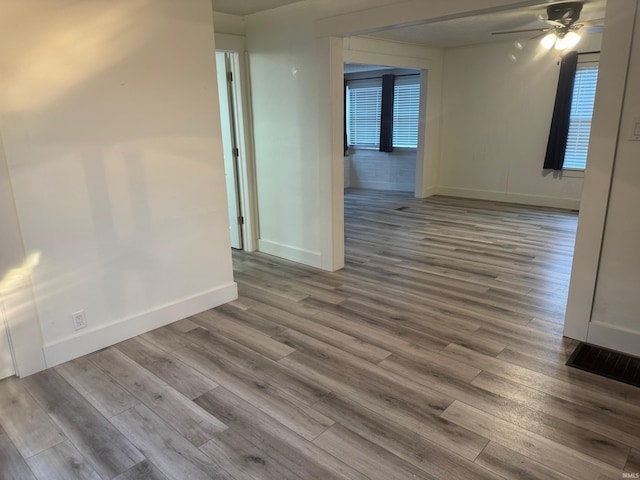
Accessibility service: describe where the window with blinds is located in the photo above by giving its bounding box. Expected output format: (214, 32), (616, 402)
(392, 75), (420, 148)
(564, 63), (599, 170)
(346, 78), (382, 148)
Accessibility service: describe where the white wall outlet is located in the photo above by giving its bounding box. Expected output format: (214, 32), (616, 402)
(71, 310), (87, 330)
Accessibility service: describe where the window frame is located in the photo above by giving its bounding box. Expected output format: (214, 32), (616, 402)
(345, 71), (421, 152)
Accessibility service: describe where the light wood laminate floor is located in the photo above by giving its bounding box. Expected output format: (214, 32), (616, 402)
(2, 189), (639, 480)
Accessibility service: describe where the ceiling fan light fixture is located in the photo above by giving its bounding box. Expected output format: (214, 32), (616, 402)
(541, 32), (557, 49)
(564, 31), (581, 48)
(554, 35), (568, 50)
(554, 30), (581, 50)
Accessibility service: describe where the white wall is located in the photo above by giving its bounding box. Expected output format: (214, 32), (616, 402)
(563, 0), (637, 348)
(213, 11), (246, 36)
(0, 0), (237, 370)
(438, 35), (602, 210)
(348, 150), (416, 192)
(246, 5), (329, 269)
(0, 132), (46, 376)
(584, 1), (640, 356)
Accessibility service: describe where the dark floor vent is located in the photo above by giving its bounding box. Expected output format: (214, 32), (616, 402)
(566, 343), (640, 388)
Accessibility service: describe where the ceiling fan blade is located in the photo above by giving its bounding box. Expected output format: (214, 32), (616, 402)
(530, 30), (552, 40)
(545, 19), (566, 28)
(579, 18), (605, 27)
(492, 28), (549, 35)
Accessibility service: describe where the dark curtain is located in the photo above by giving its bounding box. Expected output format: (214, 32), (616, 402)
(344, 79), (349, 154)
(379, 74), (395, 152)
(543, 51), (579, 170)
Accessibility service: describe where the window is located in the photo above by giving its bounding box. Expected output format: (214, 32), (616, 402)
(392, 75), (420, 148)
(346, 73), (421, 150)
(564, 63), (598, 170)
(346, 78), (382, 148)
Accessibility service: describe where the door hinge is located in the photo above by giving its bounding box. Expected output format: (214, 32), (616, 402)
(238, 215), (244, 225)
(226, 71), (233, 82)
(232, 147), (239, 157)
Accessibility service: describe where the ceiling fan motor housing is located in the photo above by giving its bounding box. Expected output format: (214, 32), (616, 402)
(547, 1), (583, 26)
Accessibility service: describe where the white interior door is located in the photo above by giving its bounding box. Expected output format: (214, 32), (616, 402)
(0, 300), (15, 379)
(216, 51), (243, 250)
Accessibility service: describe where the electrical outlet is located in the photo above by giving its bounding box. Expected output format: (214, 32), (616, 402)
(72, 310), (87, 330)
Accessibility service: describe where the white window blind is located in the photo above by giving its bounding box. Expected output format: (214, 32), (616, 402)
(392, 75), (421, 148)
(346, 78), (382, 148)
(564, 63), (598, 170)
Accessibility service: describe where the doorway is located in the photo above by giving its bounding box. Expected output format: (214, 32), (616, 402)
(216, 51), (243, 250)
(344, 63), (421, 195)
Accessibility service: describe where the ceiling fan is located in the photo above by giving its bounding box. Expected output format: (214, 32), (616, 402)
(492, 1), (604, 50)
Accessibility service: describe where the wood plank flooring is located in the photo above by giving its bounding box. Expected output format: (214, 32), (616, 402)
(2, 188), (639, 480)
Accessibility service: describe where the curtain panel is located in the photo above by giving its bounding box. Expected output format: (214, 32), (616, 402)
(379, 74), (395, 152)
(544, 50), (579, 170)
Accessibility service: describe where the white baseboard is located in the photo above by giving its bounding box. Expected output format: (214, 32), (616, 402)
(437, 186), (580, 210)
(416, 185), (438, 199)
(43, 283), (238, 368)
(585, 322), (640, 357)
(258, 239), (322, 268)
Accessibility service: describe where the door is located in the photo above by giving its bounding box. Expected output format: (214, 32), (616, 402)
(216, 51), (243, 250)
(0, 300), (15, 379)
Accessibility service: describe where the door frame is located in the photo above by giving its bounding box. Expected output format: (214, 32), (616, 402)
(216, 50), (244, 250)
(563, 0), (637, 343)
(215, 33), (259, 252)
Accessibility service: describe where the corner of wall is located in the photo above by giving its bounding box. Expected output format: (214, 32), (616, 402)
(213, 11), (246, 36)
(0, 131), (46, 377)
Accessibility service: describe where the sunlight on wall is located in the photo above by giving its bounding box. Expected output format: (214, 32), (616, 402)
(0, 0), (150, 112)
(0, 253), (40, 296)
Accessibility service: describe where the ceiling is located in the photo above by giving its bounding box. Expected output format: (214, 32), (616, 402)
(367, 0), (607, 48)
(211, 0), (305, 16)
(212, 0), (606, 49)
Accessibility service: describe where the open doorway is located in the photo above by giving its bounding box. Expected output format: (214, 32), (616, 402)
(215, 49), (258, 252)
(344, 63), (422, 195)
(216, 51), (243, 250)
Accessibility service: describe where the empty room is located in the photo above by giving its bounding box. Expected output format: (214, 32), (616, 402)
(1, 0), (640, 479)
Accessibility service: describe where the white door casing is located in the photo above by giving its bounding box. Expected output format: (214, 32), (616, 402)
(216, 51), (243, 250)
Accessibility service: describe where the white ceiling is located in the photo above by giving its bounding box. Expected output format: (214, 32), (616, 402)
(211, 0), (305, 16)
(212, 0), (606, 49)
(367, 1), (607, 48)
